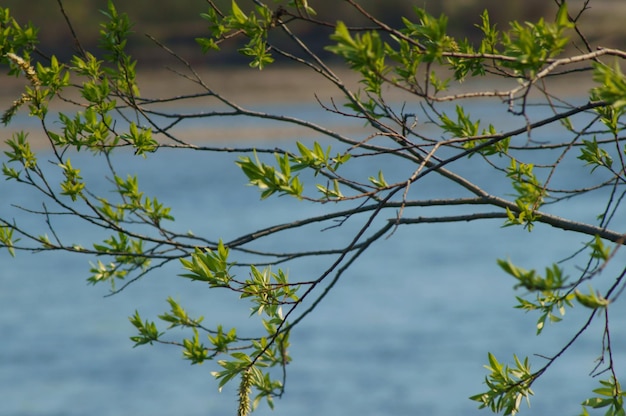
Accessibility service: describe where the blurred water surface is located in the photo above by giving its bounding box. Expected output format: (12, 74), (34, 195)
(2, 100), (626, 416)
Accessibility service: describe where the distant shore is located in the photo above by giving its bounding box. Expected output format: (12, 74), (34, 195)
(136, 66), (364, 104)
(133, 64), (595, 104)
(0, 65), (596, 149)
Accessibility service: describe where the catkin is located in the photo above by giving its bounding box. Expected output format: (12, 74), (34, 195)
(5, 52), (40, 87)
(1, 94), (30, 125)
(237, 368), (253, 416)
(2, 53), (40, 124)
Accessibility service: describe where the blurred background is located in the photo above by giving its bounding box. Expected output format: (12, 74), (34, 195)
(2, 0), (624, 67)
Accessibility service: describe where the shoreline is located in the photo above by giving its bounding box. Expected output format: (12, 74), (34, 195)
(0, 66), (596, 150)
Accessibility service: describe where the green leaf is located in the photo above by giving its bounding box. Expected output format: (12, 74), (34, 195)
(128, 311), (163, 347)
(588, 235), (611, 261)
(0, 225), (17, 256)
(196, 37), (220, 52)
(326, 21), (387, 94)
(237, 150), (303, 199)
(498, 259), (567, 291)
(179, 243), (233, 287)
(368, 170), (388, 188)
(231, 0), (248, 24)
(58, 158), (85, 201)
(592, 60), (626, 109)
(555, 2), (574, 29)
(578, 138), (613, 172)
(4, 131), (37, 169)
(574, 286), (610, 309)
(182, 328), (209, 364)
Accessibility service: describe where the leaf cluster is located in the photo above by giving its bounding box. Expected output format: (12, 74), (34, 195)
(326, 21), (387, 94)
(504, 159), (546, 229)
(197, 1), (274, 68)
(179, 242), (233, 287)
(0, 6), (39, 74)
(580, 378), (626, 416)
(237, 151), (303, 199)
(470, 353), (535, 416)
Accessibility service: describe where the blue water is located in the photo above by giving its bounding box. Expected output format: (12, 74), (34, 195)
(2, 101), (626, 415)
